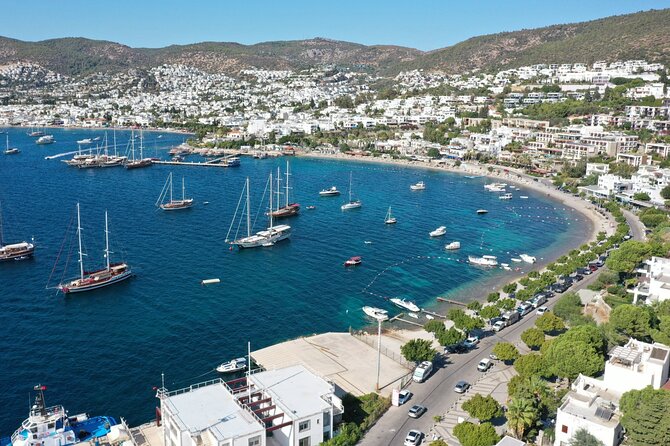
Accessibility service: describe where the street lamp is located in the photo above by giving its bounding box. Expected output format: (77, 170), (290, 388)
(375, 313), (388, 391)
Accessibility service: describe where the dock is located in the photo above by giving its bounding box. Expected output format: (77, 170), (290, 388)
(389, 313), (424, 327)
(436, 297), (467, 306)
(421, 309), (446, 318)
(154, 157), (238, 168)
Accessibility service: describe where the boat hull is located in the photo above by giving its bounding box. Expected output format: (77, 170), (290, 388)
(160, 199), (194, 211)
(59, 269), (133, 294)
(233, 226), (291, 249)
(271, 204), (300, 218)
(0, 243), (35, 262)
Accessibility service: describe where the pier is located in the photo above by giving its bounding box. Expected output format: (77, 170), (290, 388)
(389, 313), (424, 327)
(436, 297), (467, 306)
(154, 157), (238, 168)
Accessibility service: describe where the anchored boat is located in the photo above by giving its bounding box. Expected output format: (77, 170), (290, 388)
(0, 202), (35, 262)
(319, 186), (340, 196)
(468, 255), (498, 267)
(429, 226), (447, 237)
(410, 181), (426, 191)
(270, 160), (300, 218)
(157, 172), (194, 211)
(341, 172), (362, 210)
(216, 357), (247, 373)
(384, 206), (397, 224)
(390, 297), (420, 312)
(362, 306), (389, 321)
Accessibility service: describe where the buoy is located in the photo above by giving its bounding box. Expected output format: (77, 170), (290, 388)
(201, 278), (221, 285)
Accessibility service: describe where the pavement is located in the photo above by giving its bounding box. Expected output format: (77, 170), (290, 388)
(358, 267), (605, 446)
(623, 209), (646, 241)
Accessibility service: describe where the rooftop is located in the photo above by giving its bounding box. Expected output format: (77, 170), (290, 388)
(608, 339), (669, 370)
(560, 375), (621, 428)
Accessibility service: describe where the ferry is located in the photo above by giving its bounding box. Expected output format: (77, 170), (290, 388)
(344, 256), (362, 267)
(0, 241), (35, 262)
(410, 181), (426, 191)
(468, 255), (498, 267)
(0, 385), (118, 446)
(319, 186), (340, 196)
(362, 306), (389, 321)
(429, 226), (447, 237)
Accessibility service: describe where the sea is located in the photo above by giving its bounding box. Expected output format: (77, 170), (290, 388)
(0, 127), (588, 432)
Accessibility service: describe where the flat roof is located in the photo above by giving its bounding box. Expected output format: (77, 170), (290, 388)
(164, 381), (262, 440)
(250, 365), (331, 419)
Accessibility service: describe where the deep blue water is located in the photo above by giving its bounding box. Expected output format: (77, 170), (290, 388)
(0, 127), (587, 432)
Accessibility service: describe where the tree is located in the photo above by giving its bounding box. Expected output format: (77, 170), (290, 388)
(521, 328), (546, 350)
(661, 185), (670, 200)
(428, 441), (448, 446)
(514, 354), (549, 378)
(467, 301), (482, 312)
(535, 312), (566, 333)
(480, 305), (501, 321)
(609, 304), (652, 342)
(559, 324), (607, 355)
(400, 339), (437, 363)
(568, 428), (604, 446)
(492, 342), (519, 362)
(424, 319), (445, 335)
(487, 292), (500, 302)
(543, 337), (604, 380)
(620, 386), (670, 446)
(427, 147), (441, 158)
(462, 393), (502, 421)
(437, 327), (465, 346)
(453, 422), (499, 446)
(553, 292), (591, 326)
(633, 192), (651, 201)
(503, 282), (518, 294)
(606, 240), (653, 273)
(496, 298), (517, 311)
(506, 398), (539, 439)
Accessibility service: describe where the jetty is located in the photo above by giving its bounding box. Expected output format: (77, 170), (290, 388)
(154, 156), (239, 168)
(436, 297), (467, 306)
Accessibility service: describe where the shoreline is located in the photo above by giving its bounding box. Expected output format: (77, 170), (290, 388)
(6, 124), (193, 137)
(299, 151), (613, 331)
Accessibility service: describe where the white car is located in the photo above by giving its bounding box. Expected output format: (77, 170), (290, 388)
(463, 336), (480, 348)
(477, 357), (492, 372)
(536, 306), (549, 315)
(492, 320), (506, 332)
(398, 390), (412, 405)
(404, 429), (423, 446)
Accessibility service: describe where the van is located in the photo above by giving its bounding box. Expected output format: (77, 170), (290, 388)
(412, 361), (433, 383)
(477, 358), (492, 372)
(502, 311), (520, 326)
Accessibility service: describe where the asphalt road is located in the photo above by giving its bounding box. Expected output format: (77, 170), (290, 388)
(623, 209), (646, 241)
(359, 270), (604, 446)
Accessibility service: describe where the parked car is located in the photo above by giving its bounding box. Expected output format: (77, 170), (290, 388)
(404, 430), (423, 446)
(536, 306), (549, 315)
(531, 294), (547, 308)
(408, 405), (427, 419)
(477, 358), (493, 372)
(573, 274), (584, 282)
(454, 380), (470, 393)
(398, 390), (412, 405)
(492, 320), (507, 332)
(516, 303), (533, 316)
(589, 264), (598, 272)
(412, 361), (433, 383)
(445, 343), (468, 354)
(463, 336), (480, 349)
(578, 267), (592, 276)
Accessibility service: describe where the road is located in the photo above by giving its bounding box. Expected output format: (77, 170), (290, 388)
(359, 270), (604, 446)
(623, 209), (646, 241)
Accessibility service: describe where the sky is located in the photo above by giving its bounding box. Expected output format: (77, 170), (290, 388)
(3, 0), (670, 51)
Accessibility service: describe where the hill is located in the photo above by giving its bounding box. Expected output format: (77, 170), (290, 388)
(0, 9), (668, 77)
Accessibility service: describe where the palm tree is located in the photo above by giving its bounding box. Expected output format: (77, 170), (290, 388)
(506, 397), (538, 439)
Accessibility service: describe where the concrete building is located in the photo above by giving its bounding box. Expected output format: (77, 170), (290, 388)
(632, 256), (670, 304)
(603, 338), (670, 394)
(586, 163), (610, 176)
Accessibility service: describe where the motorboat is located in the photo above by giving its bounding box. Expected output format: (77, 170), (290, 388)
(306, 205), (316, 210)
(468, 255), (498, 267)
(407, 312), (419, 319)
(520, 196), (529, 199)
(216, 357), (247, 373)
(476, 209), (488, 214)
(499, 193), (513, 200)
(410, 181), (426, 191)
(445, 241), (461, 250)
(520, 254), (537, 264)
(501, 263), (512, 271)
(319, 186), (340, 196)
(362, 306), (389, 321)
(429, 226), (447, 237)
(344, 256), (362, 267)
(484, 183), (506, 192)
(77, 138), (93, 145)
(390, 297), (420, 312)
(511, 258), (522, 263)
(384, 206), (397, 224)
(36, 135), (54, 145)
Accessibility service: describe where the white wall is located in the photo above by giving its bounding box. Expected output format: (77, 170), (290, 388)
(554, 410), (621, 446)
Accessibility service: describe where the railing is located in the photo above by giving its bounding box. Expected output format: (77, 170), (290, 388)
(349, 329), (413, 369)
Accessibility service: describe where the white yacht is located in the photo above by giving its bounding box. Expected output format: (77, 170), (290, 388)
(341, 172), (362, 210)
(484, 183), (506, 192)
(429, 226), (447, 237)
(520, 254), (537, 264)
(216, 357), (247, 373)
(468, 255), (498, 267)
(445, 241), (461, 250)
(384, 206), (397, 224)
(390, 297), (420, 312)
(499, 193), (513, 200)
(477, 209), (488, 214)
(410, 181), (426, 191)
(319, 186), (340, 196)
(36, 135), (54, 145)
(362, 306), (389, 321)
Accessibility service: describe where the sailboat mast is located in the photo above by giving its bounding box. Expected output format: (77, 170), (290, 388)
(349, 172), (353, 203)
(169, 173), (173, 203)
(113, 127), (117, 157)
(104, 210), (110, 270)
(276, 166), (281, 212)
(77, 203), (84, 280)
(140, 130), (144, 159)
(182, 177), (185, 201)
(131, 130), (136, 162)
(285, 160), (290, 207)
(246, 177), (251, 237)
(269, 172), (274, 228)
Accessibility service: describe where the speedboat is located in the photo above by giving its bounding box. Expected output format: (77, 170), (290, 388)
(216, 357), (247, 373)
(468, 255), (498, 267)
(520, 254), (537, 264)
(429, 226), (447, 237)
(445, 241), (461, 250)
(36, 135), (54, 145)
(520, 196), (529, 199)
(498, 193), (513, 200)
(76, 138), (93, 145)
(362, 306), (389, 321)
(511, 258), (522, 263)
(410, 181), (426, 191)
(390, 297), (420, 312)
(344, 256), (362, 267)
(306, 205), (316, 210)
(1, 384), (118, 446)
(476, 209), (488, 214)
(319, 186), (340, 196)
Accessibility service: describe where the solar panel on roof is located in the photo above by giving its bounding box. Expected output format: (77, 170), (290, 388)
(595, 405), (613, 421)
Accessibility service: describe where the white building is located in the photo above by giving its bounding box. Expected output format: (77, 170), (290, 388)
(632, 256), (670, 304)
(603, 339), (670, 394)
(586, 163), (610, 176)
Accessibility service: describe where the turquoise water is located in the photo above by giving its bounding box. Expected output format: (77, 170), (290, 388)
(0, 127), (587, 432)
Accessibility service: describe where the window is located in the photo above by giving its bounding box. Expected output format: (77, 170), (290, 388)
(299, 420), (310, 432)
(298, 437), (311, 446)
(248, 436), (261, 446)
(323, 411), (331, 427)
(561, 425), (568, 434)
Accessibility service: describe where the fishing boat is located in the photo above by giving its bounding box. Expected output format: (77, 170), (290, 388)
(76, 138), (93, 145)
(429, 226), (447, 237)
(520, 254), (537, 264)
(499, 193), (513, 200)
(57, 204), (133, 294)
(410, 181), (426, 191)
(270, 161), (300, 218)
(0, 203), (35, 262)
(341, 173), (362, 210)
(0, 385), (118, 446)
(477, 209), (488, 214)
(468, 255), (498, 267)
(228, 175), (291, 249)
(125, 131), (153, 169)
(344, 256), (362, 267)
(216, 357), (247, 373)
(319, 186), (340, 196)
(362, 306), (389, 321)
(445, 241), (461, 250)
(384, 206), (397, 224)
(390, 297), (420, 312)
(36, 135), (54, 145)
(4, 134), (19, 154)
(156, 172), (194, 211)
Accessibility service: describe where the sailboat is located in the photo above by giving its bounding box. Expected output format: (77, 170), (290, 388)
(57, 204), (132, 294)
(27, 127), (45, 137)
(384, 206), (397, 224)
(125, 130), (153, 169)
(156, 172), (194, 211)
(4, 134), (19, 154)
(228, 174), (291, 249)
(0, 202), (35, 261)
(270, 160), (300, 218)
(341, 172), (362, 210)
